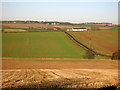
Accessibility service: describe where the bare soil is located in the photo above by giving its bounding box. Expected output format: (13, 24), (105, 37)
(2, 69), (118, 89)
(2, 57), (118, 69)
(3, 29), (28, 32)
(2, 57), (118, 89)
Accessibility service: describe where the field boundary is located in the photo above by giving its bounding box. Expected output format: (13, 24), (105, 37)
(2, 57), (111, 60)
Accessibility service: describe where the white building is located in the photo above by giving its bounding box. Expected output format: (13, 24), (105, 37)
(67, 28), (87, 31)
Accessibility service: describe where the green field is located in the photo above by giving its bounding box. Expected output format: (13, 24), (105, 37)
(2, 32), (87, 58)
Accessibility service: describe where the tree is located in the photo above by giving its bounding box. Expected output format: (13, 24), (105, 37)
(111, 50), (120, 60)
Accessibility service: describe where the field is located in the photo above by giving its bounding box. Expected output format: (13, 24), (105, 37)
(69, 30), (118, 55)
(2, 57), (118, 89)
(2, 23), (111, 30)
(2, 69), (118, 89)
(2, 24), (51, 28)
(2, 24), (119, 89)
(2, 32), (86, 58)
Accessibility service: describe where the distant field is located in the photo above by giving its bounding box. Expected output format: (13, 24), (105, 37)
(2, 24), (51, 28)
(69, 30), (118, 55)
(2, 32), (86, 58)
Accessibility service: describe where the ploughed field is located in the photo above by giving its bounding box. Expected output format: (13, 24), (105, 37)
(69, 30), (118, 56)
(2, 57), (118, 89)
(2, 69), (118, 89)
(2, 32), (86, 58)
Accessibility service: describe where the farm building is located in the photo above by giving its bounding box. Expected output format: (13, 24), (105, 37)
(67, 28), (87, 31)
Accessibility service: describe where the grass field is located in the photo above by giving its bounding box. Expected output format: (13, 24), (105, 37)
(69, 30), (118, 55)
(2, 32), (86, 58)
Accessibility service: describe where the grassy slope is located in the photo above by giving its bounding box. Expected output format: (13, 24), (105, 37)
(69, 30), (118, 55)
(3, 32), (86, 58)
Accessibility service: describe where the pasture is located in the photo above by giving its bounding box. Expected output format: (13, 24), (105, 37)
(2, 32), (86, 58)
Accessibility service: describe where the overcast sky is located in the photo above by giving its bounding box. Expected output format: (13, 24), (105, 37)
(1, 1), (118, 24)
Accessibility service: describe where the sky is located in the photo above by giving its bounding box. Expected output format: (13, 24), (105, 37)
(1, 1), (118, 24)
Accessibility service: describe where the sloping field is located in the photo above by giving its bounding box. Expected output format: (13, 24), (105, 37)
(2, 32), (86, 58)
(2, 57), (118, 89)
(69, 30), (118, 55)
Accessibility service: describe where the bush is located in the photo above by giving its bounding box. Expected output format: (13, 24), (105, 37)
(83, 51), (95, 59)
(111, 50), (120, 60)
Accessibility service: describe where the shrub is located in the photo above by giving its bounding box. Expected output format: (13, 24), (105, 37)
(83, 51), (95, 59)
(111, 50), (120, 60)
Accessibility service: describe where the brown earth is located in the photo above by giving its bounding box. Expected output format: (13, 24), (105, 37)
(3, 29), (28, 32)
(2, 57), (118, 89)
(2, 24), (111, 30)
(2, 24), (51, 28)
(2, 69), (118, 89)
(2, 57), (118, 69)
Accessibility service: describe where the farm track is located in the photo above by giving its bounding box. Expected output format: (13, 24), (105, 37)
(2, 69), (118, 89)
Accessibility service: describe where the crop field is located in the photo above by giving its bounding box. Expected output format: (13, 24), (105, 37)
(69, 30), (118, 55)
(2, 32), (86, 58)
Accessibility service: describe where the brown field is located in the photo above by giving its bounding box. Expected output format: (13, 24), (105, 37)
(2, 24), (79, 29)
(3, 29), (28, 32)
(2, 24), (111, 30)
(2, 69), (118, 89)
(54, 25), (78, 29)
(2, 24), (51, 28)
(69, 31), (118, 55)
(2, 57), (118, 69)
(2, 57), (118, 89)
